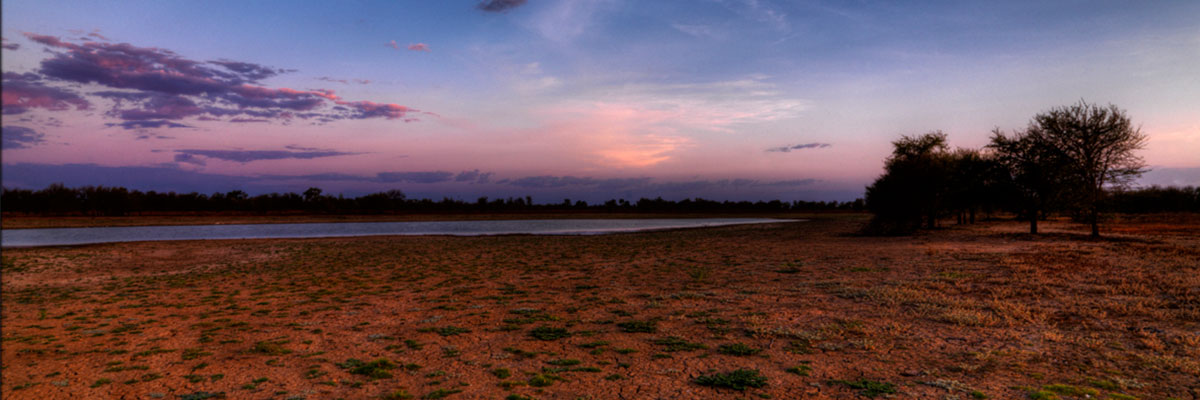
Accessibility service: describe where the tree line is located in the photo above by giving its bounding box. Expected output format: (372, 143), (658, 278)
(0, 184), (867, 216)
(865, 100), (1196, 236)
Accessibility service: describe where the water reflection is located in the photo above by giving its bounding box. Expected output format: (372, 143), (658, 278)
(1, 218), (799, 247)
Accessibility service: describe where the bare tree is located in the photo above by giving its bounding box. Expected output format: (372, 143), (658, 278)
(1027, 100), (1146, 237)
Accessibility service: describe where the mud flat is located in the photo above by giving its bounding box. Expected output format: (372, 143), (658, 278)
(2, 215), (1197, 399)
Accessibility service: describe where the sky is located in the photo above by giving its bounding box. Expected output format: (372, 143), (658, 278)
(2, 0), (1198, 202)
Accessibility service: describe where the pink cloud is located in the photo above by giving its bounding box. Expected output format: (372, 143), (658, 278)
(407, 43), (431, 52)
(387, 40), (399, 50)
(520, 102), (692, 168)
(23, 33), (77, 48)
(334, 100), (413, 120)
(2, 72), (91, 114)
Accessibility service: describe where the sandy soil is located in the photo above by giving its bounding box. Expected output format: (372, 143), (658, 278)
(2, 215), (1197, 399)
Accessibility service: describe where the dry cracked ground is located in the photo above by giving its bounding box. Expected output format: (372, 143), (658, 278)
(2, 214), (1198, 399)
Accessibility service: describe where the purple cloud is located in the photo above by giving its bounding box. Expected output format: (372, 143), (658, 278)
(477, 0), (527, 12)
(105, 120), (192, 130)
(509, 175), (602, 188)
(2, 72), (91, 114)
(2, 126), (46, 149)
(210, 60), (292, 82)
(173, 152), (206, 166)
(454, 169), (494, 184)
(2, 37), (18, 50)
(17, 33), (420, 126)
(375, 171), (455, 184)
(316, 77), (373, 85)
(174, 148), (361, 163)
(766, 142), (832, 152)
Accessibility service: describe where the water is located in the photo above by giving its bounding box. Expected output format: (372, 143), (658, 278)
(1, 218), (798, 248)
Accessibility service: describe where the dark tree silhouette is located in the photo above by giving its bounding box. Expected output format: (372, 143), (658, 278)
(864, 131), (952, 234)
(945, 148), (1005, 225)
(1109, 186), (1199, 213)
(2, 184), (865, 216)
(988, 128), (1068, 234)
(303, 187), (323, 202)
(1027, 101), (1146, 237)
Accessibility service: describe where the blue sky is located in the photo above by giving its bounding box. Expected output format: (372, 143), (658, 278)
(3, 0), (1198, 201)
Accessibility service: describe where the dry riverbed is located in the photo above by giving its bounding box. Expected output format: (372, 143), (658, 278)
(2, 215), (1197, 399)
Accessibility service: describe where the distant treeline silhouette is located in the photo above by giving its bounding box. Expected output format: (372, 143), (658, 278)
(865, 100), (1197, 236)
(0, 184), (866, 216)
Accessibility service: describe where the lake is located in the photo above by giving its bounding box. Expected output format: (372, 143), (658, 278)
(0, 218), (798, 248)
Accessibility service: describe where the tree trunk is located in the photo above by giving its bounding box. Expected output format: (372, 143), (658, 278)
(969, 208), (976, 224)
(1090, 181), (1103, 238)
(1029, 206), (1038, 234)
(927, 212), (936, 229)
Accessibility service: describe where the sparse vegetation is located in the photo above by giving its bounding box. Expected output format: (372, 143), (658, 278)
(616, 320), (657, 333)
(694, 369), (768, 391)
(528, 327), (570, 341)
(717, 343), (762, 356)
(2, 215), (1195, 399)
(829, 379), (897, 397)
(337, 358), (397, 379)
(652, 336), (707, 352)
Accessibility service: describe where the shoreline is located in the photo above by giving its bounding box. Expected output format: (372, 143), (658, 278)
(1, 218), (803, 248)
(0, 211), (854, 230)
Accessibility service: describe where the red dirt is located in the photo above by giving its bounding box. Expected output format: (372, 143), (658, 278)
(2, 215), (1197, 399)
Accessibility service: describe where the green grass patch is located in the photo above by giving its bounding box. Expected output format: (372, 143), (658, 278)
(651, 336), (707, 352)
(546, 359), (582, 366)
(717, 343), (762, 356)
(337, 358), (396, 379)
(529, 327), (570, 341)
(421, 388), (462, 399)
(1041, 384), (1098, 397)
(250, 340), (291, 355)
(694, 369), (768, 391)
(381, 389), (414, 400)
(421, 326), (471, 337)
(616, 320), (657, 333)
(829, 379), (896, 397)
(528, 373), (562, 387)
(785, 365), (811, 376)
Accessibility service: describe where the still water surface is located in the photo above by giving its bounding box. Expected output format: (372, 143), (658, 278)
(1, 218), (797, 247)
